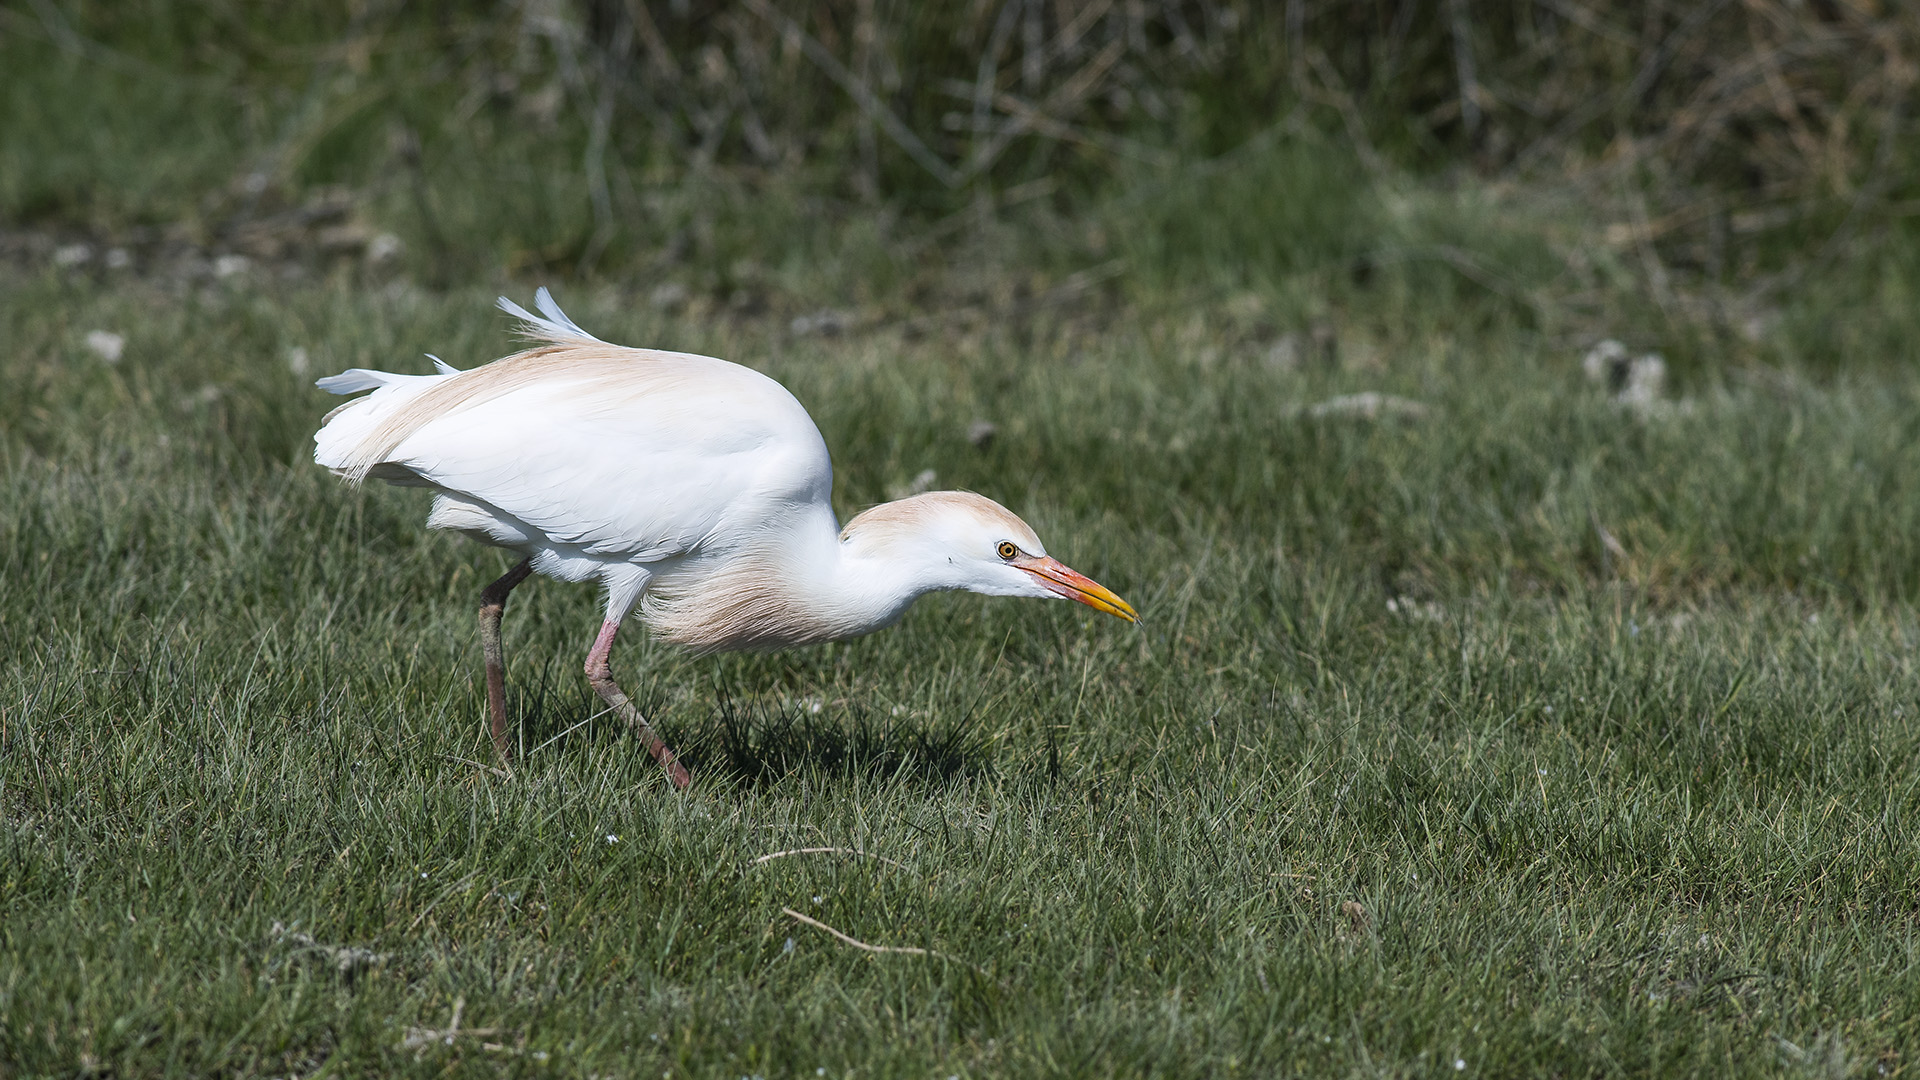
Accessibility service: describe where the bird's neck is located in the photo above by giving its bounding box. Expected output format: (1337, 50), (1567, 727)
(643, 503), (946, 651)
(799, 511), (947, 639)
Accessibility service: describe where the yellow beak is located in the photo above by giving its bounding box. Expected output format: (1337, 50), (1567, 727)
(1014, 554), (1138, 623)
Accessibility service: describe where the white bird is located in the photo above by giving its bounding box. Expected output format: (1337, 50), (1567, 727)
(314, 289), (1136, 787)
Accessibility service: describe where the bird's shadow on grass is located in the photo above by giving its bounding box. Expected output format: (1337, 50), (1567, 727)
(681, 690), (994, 788)
(511, 667), (993, 789)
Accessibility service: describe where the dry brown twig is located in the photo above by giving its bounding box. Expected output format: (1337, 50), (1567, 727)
(963, 37), (1127, 179)
(782, 907), (984, 973)
(619, 0), (680, 81)
(440, 754), (509, 780)
(740, 0), (959, 187)
(1301, 49), (1387, 177)
(401, 996), (521, 1054)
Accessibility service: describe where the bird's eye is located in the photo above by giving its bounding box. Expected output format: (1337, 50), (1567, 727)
(996, 541), (1019, 560)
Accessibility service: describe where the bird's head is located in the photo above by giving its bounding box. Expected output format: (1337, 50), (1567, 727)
(839, 491), (1137, 622)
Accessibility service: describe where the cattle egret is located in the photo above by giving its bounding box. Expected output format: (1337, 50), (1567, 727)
(314, 289), (1136, 788)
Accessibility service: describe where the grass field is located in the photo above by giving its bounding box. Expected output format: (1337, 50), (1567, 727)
(8, 4), (1920, 1077)
(7, 271), (1920, 1076)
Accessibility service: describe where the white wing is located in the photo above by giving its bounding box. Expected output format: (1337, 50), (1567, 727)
(315, 291), (835, 570)
(356, 349), (833, 564)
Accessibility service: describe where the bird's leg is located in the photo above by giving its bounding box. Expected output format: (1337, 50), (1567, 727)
(585, 620), (692, 790)
(479, 558), (533, 767)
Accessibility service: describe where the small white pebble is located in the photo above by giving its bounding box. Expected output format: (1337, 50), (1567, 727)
(84, 330), (125, 363)
(1455, 1059), (1466, 1071)
(817, 1070), (826, 1077)
(419, 871), (427, 878)
(1582, 339), (1627, 382)
(176, 383), (223, 410)
(367, 232), (403, 264)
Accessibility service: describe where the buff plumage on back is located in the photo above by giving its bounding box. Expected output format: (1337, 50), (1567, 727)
(319, 289), (705, 484)
(328, 346), (593, 483)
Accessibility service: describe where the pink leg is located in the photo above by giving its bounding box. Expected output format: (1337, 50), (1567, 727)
(586, 619), (691, 790)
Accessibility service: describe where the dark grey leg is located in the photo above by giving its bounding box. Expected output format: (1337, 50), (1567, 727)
(479, 558), (533, 767)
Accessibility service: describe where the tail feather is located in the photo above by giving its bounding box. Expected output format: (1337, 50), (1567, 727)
(497, 287), (601, 344)
(314, 365), (448, 480)
(316, 368), (410, 395)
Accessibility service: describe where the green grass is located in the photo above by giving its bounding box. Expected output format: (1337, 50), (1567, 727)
(5, 270), (1920, 1077)
(8, 5), (1920, 1076)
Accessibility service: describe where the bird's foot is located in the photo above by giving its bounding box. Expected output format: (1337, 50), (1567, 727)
(588, 666), (692, 791)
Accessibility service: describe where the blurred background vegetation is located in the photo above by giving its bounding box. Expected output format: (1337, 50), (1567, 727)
(4, 0), (1918, 374)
